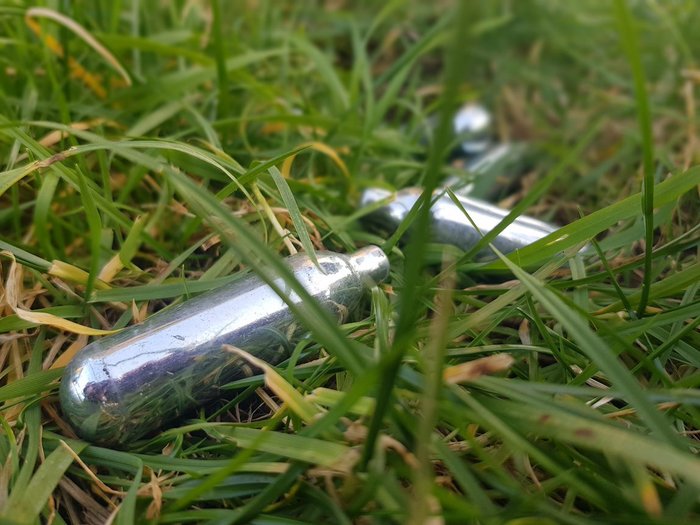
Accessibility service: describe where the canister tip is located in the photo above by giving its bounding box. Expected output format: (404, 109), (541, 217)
(348, 245), (390, 284)
(59, 355), (113, 442)
(359, 187), (393, 208)
(454, 103), (493, 156)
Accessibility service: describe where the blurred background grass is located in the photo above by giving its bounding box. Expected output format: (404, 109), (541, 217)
(2, 0), (700, 523)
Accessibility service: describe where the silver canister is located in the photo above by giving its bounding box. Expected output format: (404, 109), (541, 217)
(448, 103), (530, 199)
(60, 246), (390, 445)
(444, 142), (527, 198)
(360, 188), (556, 261)
(452, 103), (494, 157)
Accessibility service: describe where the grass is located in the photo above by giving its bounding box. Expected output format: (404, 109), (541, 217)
(1, 0), (700, 523)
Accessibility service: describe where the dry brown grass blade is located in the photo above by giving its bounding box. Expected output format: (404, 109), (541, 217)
(48, 260), (111, 291)
(223, 345), (320, 424)
(26, 7), (132, 89)
(49, 335), (88, 370)
(2, 252), (117, 336)
(59, 441), (127, 497)
(281, 141), (350, 180)
(443, 354), (515, 384)
(15, 119), (120, 162)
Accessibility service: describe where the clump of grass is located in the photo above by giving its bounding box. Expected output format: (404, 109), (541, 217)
(1, 1), (700, 523)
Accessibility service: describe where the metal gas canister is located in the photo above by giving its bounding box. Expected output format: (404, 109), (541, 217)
(60, 246), (390, 445)
(360, 188), (557, 261)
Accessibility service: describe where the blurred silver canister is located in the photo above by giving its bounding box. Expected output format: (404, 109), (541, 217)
(360, 188), (556, 261)
(60, 246), (390, 445)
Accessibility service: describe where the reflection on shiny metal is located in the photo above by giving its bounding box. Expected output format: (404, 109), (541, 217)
(444, 143), (526, 197)
(60, 247), (390, 445)
(453, 103), (493, 157)
(360, 188), (556, 260)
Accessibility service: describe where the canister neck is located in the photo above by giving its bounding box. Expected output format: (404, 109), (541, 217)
(347, 246), (390, 284)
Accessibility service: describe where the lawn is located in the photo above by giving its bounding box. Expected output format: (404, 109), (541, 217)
(1, 0), (700, 523)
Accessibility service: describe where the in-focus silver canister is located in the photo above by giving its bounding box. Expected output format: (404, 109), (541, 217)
(360, 188), (556, 261)
(60, 246), (390, 445)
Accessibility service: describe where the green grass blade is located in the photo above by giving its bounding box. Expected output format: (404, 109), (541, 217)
(613, 0), (656, 317)
(360, 0), (470, 468)
(482, 164), (700, 270)
(290, 36), (349, 113)
(211, 426), (348, 466)
(484, 396), (700, 488)
(211, 0), (230, 121)
(0, 369), (63, 403)
(495, 247), (687, 448)
(267, 166), (320, 269)
(74, 166), (103, 299)
(3, 440), (87, 525)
